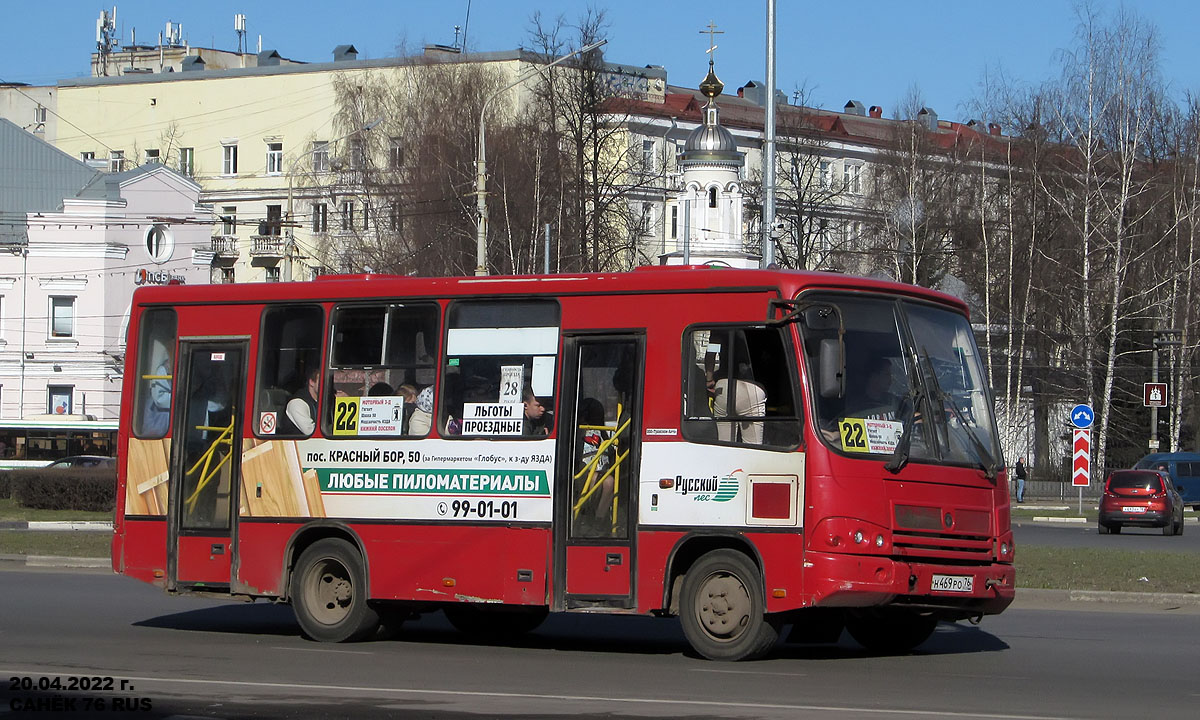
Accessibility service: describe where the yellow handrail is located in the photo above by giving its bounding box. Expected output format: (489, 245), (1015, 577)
(183, 413), (236, 514)
(572, 403), (628, 532)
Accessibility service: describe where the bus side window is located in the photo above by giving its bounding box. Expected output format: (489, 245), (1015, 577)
(326, 303), (440, 438)
(132, 308), (178, 439)
(681, 325), (801, 450)
(442, 300), (560, 439)
(255, 304), (324, 438)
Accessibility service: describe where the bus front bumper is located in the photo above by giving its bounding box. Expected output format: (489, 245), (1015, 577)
(804, 551), (1015, 617)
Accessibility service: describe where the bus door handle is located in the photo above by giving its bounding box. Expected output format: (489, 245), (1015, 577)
(211, 543), (225, 555)
(606, 553), (623, 567)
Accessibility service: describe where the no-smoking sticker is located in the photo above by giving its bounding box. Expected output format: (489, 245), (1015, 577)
(259, 411), (277, 435)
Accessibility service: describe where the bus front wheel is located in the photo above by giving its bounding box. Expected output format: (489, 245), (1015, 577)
(291, 538), (380, 642)
(679, 550), (779, 661)
(845, 608), (937, 654)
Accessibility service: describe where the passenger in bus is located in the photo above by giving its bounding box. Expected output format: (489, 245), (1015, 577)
(523, 386), (551, 436)
(368, 382), (393, 397)
(279, 367), (319, 436)
(713, 378), (766, 444)
(408, 386), (433, 436)
(142, 344), (174, 436)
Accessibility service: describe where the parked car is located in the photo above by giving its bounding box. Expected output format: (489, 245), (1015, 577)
(1134, 452), (1200, 510)
(45, 455), (116, 469)
(1098, 469), (1184, 535)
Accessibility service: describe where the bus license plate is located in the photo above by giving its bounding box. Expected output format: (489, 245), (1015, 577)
(930, 574), (973, 593)
(1122, 506), (1146, 513)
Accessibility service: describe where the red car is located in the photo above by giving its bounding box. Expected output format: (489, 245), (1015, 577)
(1098, 469), (1185, 535)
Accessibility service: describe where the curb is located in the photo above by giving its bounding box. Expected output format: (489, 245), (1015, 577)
(0, 521), (112, 532)
(1032, 516), (1087, 523)
(1017, 587), (1200, 609)
(0, 553), (108, 569)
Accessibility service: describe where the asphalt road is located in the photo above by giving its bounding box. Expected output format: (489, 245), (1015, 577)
(1015, 518), (1200, 551)
(2, 567), (1200, 719)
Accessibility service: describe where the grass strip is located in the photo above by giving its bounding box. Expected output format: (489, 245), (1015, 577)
(0, 531), (110, 558)
(0, 497), (112, 522)
(1018, 544), (1200, 594)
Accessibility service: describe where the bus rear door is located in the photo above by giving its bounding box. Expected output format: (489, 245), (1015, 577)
(554, 334), (643, 609)
(166, 341), (247, 591)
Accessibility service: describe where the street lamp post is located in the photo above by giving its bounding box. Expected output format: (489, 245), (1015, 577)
(1151, 328), (1182, 452)
(475, 39), (607, 276)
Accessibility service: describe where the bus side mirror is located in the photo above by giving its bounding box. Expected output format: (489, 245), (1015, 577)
(818, 338), (844, 399)
(802, 305), (839, 331)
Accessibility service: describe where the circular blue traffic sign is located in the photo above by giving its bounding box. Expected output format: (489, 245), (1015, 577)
(1070, 404), (1094, 429)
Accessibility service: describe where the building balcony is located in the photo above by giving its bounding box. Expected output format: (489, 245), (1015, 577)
(250, 235), (286, 259)
(210, 235), (239, 259)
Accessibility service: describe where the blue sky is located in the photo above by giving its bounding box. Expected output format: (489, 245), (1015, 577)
(3, 1), (1197, 121)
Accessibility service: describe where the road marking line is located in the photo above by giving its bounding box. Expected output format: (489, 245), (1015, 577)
(0, 665), (1087, 720)
(691, 669), (807, 676)
(268, 646), (373, 655)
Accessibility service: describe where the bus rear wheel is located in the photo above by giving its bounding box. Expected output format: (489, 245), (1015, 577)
(291, 538), (379, 643)
(679, 550), (779, 661)
(443, 605), (548, 640)
(845, 608), (937, 654)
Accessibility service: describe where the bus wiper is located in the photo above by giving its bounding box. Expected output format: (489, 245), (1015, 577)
(883, 385), (922, 474)
(919, 348), (998, 481)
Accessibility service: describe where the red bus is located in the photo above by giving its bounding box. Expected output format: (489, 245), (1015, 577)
(112, 266), (1014, 660)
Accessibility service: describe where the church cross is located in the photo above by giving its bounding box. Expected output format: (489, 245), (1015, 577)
(700, 21), (723, 63)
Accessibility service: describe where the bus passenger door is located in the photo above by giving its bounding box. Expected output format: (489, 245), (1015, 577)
(554, 335), (643, 609)
(166, 341), (246, 591)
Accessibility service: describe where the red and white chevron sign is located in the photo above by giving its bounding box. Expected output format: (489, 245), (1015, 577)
(1072, 429), (1091, 487)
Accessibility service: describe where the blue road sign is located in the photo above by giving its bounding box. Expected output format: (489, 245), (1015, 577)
(1070, 404), (1094, 429)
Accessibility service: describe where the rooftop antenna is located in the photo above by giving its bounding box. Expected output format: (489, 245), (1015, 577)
(96, 7), (118, 76)
(235, 14), (247, 53)
(453, 25), (462, 50)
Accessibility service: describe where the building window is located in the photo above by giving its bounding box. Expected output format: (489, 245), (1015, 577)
(221, 206), (237, 235)
(34, 105), (47, 124)
(265, 266), (281, 282)
(220, 268), (235, 284)
(349, 138), (365, 169)
(179, 147), (194, 175)
(819, 160), (832, 189)
(48, 385), (73, 416)
(145, 224), (173, 262)
(708, 187), (718, 209)
(144, 148), (160, 164)
(362, 203), (370, 231)
(312, 141), (330, 172)
(110, 150), (125, 173)
(266, 142), (283, 174)
(389, 138), (403, 169)
(80, 151), (95, 163)
(642, 138), (655, 171)
(261, 205), (282, 236)
(640, 202), (652, 234)
(222, 144), (238, 175)
(312, 203), (328, 233)
(50, 297), (75, 338)
(341, 201), (354, 231)
(843, 162), (861, 194)
(670, 205), (678, 239)
(389, 205), (403, 232)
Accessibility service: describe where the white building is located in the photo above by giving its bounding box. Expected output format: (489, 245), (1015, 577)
(1, 118), (212, 420)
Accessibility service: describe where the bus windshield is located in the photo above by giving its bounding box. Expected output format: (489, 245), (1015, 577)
(801, 294), (1001, 470)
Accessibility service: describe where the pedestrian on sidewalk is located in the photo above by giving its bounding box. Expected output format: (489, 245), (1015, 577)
(1015, 457), (1028, 503)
